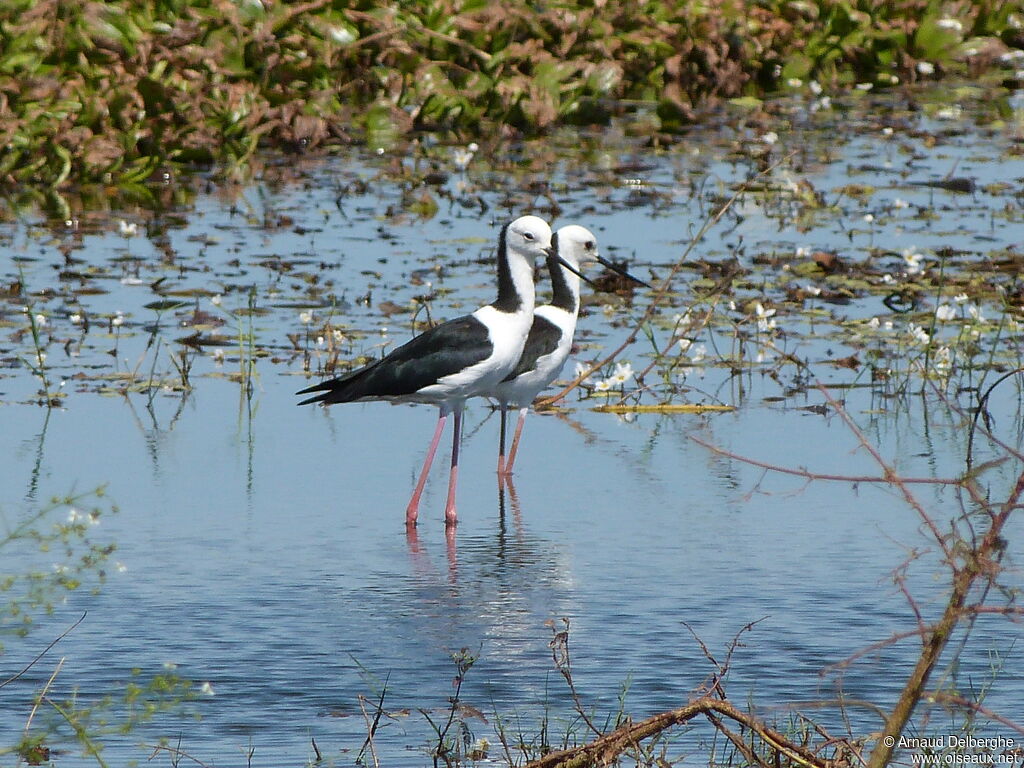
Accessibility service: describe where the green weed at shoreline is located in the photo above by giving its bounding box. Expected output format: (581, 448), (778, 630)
(2, 0), (1024, 188)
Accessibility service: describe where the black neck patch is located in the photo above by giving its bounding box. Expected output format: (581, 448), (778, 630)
(547, 237), (577, 313)
(491, 223), (523, 313)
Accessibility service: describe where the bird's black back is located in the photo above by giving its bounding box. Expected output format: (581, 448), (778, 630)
(297, 314), (494, 405)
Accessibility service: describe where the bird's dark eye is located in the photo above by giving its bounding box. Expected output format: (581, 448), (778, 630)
(523, 232), (535, 241)
(585, 241), (595, 250)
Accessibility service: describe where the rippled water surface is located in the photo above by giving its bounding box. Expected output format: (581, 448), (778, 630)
(3, 88), (1024, 765)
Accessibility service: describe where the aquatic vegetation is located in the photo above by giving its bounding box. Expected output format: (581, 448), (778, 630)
(2, 0), (1024, 187)
(0, 488), (116, 644)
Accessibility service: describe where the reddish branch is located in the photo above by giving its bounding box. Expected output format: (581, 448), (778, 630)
(524, 696), (829, 768)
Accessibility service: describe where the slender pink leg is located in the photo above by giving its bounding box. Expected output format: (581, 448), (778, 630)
(444, 408), (463, 527)
(497, 404), (508, 476)
(504, 407), (529, 475)
(445, 523), (457, 582)
(406, 411), (447, 527)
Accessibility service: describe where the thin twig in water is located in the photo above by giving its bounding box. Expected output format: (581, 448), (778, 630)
(1, 611), (85, 692)
(145, 742), (215, 767)
(24, 657), (65, 735)
(356, 669), (389, 768)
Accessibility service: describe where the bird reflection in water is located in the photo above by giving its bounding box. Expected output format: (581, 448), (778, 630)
(403, 474), (528, 586)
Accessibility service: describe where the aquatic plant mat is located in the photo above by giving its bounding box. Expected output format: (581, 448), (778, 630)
(2, 82), (1024, 766)
(3, 0), (1024, 187)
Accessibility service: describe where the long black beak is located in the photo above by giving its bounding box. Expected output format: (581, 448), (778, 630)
(552, 252), (596, 285)
(596, 255), (650, 287)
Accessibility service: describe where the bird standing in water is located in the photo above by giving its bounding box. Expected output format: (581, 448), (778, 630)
(490, 224), (646, 477)
(297, 215), (554, 527)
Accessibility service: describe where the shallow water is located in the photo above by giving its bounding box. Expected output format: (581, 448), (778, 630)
(2, 87), (1024, 765)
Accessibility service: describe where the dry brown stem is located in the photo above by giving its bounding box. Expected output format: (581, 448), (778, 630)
(524, 696), (829, 768)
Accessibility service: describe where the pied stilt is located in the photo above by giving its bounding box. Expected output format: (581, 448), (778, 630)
(490, 224), (647, 477)
(297, 215), (554, 527)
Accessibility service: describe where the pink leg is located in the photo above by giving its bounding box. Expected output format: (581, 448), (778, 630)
(444, 408), (463, 527)
(406, 411), (447, 527)
(497, 404), (508, 476)
(504, 407), (528, 475)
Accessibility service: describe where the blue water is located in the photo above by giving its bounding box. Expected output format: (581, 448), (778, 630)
(2, 89), (1024, 765)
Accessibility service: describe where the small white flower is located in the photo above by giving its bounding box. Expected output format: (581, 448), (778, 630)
(212, 349), (225, 364)
(934, 346), (953, 371)
(953, 293), (969, 303)
(199, 682), (215, 696)
(856, 82), (874, 91)
(882, 127), (894, 136)
(34, 313), (47, 327)
(573, 361), (593, 383)
(299, 311), (314, 325)
(935, 105), (962, 120)
(609, 361), (634, 386)
(688, 344), (707, 363)
(760, 131), (779, 145)
(754, 304), (777, 331)
(937, 18), (963, 33)
(868, 317), (881, 329)
(902, 248), (924, 275)
(967, 304), (986, 323)
(881, 274), (895, 284)
(35, 351), (47, 365)
(678, 338), (692, 353)
(935, 304), (956, 322)
(70, 313), (83, 324)
(786, 77), (802, 88)
(804, 284), (822, 297)
(67, 508), (82, 523)
(116, 562), (128, 573)
(210, 294), (222, 307)
(795, 246), (811, 258)
(862, 213), (874, 223)
(332, 329), (345, 343)
(453, 144), (476, 170)
(728, 300), (737, 312)
(316, 335), (325, 347)
(329, 25), (356, 44)
(809, 80), (822, 95)
(908, 323), (930, 345)
(112, 311), (125, 327)
(594, 378), (612, 392)
(917, 61), (936, 75)
(810, 95), (831, 112)
(893, 197), (909, 209)
(118, 220), (138, 237)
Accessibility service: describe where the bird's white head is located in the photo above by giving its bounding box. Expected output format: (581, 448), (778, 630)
(506, 215), (554, 262)
(552, 224), (599, 271)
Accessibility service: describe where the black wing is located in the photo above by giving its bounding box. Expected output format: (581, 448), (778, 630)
(502, 315), (561, 382)
(297, 314), (493, 405)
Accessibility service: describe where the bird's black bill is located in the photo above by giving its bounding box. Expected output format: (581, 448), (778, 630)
(552, 253), (597, 285)
(596, 255), (650, 287)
